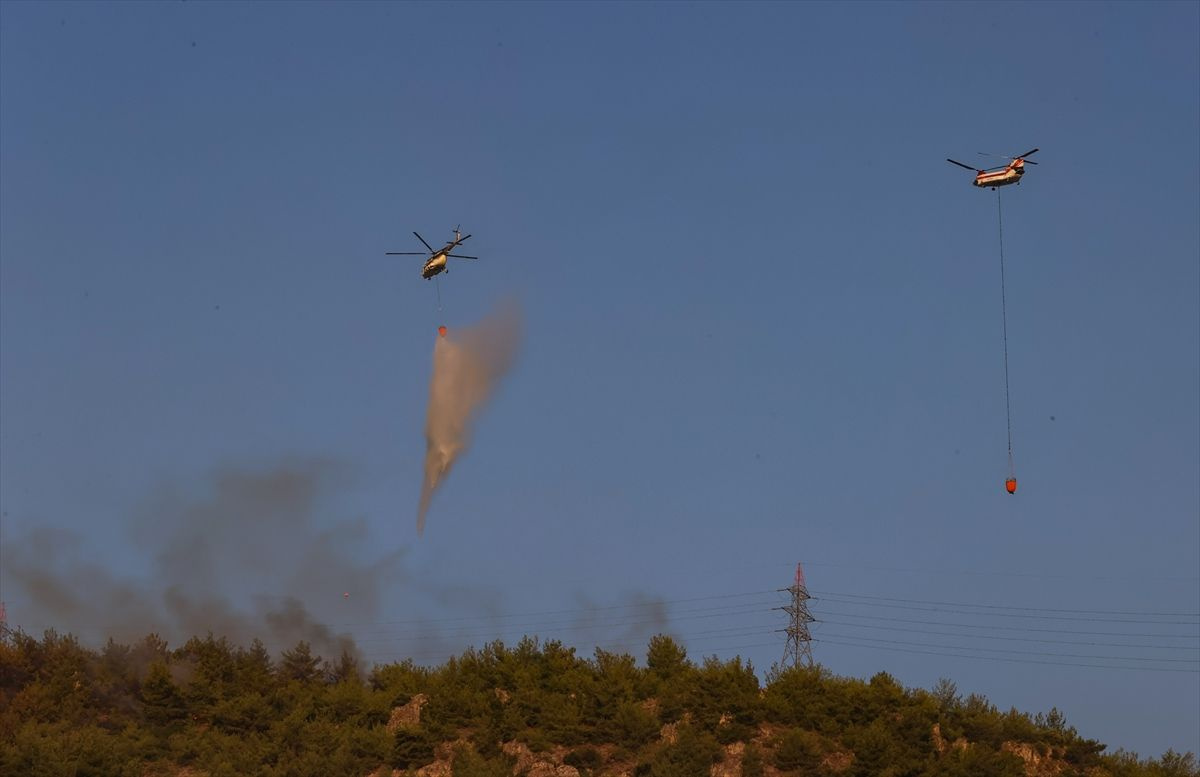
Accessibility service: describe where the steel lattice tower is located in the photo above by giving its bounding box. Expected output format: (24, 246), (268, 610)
(778, 562), (815, 669)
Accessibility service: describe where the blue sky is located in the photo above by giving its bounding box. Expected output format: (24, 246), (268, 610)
(1, 0), (1197, 758)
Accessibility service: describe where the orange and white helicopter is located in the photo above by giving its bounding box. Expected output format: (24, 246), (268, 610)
(947, 148), (1039, 189)
(386, 226), (478, 279)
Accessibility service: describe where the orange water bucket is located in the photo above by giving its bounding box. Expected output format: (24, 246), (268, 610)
(1005, 478), (1017, 495)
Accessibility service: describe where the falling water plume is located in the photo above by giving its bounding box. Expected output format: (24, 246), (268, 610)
(418, 303), (522, 534)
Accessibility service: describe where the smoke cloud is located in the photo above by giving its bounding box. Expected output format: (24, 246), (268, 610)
(1, 460), (403, 660)
(0, 459), (680, 668)
(571, 591), (671, 657)
(418, 303), (522, 534)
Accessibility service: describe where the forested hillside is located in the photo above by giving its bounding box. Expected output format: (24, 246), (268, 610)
(0, 629), (1194, 777)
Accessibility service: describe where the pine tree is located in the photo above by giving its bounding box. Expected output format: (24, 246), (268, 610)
(278, 641), (322, 683)
(141, 661), (186, 731)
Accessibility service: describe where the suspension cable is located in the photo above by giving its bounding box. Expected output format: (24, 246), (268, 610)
(997, 191), (1014, 478)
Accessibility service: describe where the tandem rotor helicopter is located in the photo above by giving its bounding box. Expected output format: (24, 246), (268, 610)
(947, 147), (1039, 190)
(386, 226), (478, 279)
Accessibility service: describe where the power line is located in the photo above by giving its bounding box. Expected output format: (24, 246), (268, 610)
(788, 559), (1200, 584)
(336, 584), (1194, 638)
(813, 596), (1199, 625)
(339, 586), (1196, 635)
(816, 618), (1200, 651)
(24, 578), (1197, 671)
(352, 605), (778, 646)
(810, 589), (1200, 618)
(239, 587), (1200, 657)
(809, 610), (1200, 639)
(352, 619), (1200, 675)
(816, 631), (1200, 665)
(817, 637), (1200, 674)
(355, 609), (1198, 665)
(354, 597), (774, 632)
(329, 588), (780, 629)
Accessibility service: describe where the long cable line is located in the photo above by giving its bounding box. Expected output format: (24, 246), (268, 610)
(354, 619), (1199, 674)
(997, 190), (1015, 480)
(815, 631), (1199, 665)
(138, 582), (1200, 651)
(816, 618), (1200, 651)
(333, 585), (1194, 632)
(809, 590), (1200, 618)
(40, 582), (1196, 670)
(814, 597), (1199, 625)
(350, 603), (1198, 651)
(352, 611), (779, 647)
(816, 637), (1199, 674)
(300, 584), (1199, 649)
(236, 584), (1200, 675)
(808, 610), (1200, 639)
(344, 596), (1196, 651)
(362, 638), (1198, 673)
(344, 594), (1197, 647)
(788, 559), (1200, 584)
(353, 605), (779, 646)
(347, 600), (1197, 666)
(331, 588), (779, 629)
(348, 597), (780, 638)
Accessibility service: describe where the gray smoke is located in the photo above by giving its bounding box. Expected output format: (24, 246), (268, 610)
(418, 303), (522, 535)
(571, 590), (671, 657)
(1, 460), (404, 660)
(2, 457), (683, 668)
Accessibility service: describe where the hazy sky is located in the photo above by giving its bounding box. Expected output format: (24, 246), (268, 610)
(1, 0), (1197, 758)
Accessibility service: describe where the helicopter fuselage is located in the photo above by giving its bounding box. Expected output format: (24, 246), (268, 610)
(422, 252), (448, 279)
(973, 161), (1025, 188)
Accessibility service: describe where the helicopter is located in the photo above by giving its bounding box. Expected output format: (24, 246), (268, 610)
(386, 226), (478, 279)
(947, 148), (1039, 190)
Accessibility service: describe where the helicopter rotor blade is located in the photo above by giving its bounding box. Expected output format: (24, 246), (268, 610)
(1017, 147), (1039, 158)
(947, 158), (980, 171)
(979, 149), (1041, 162)
(412, 232), (434, 252)
(455, 233), (472, 244)
(446, 254), (478, 260)
(385, 252), (426, 255)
